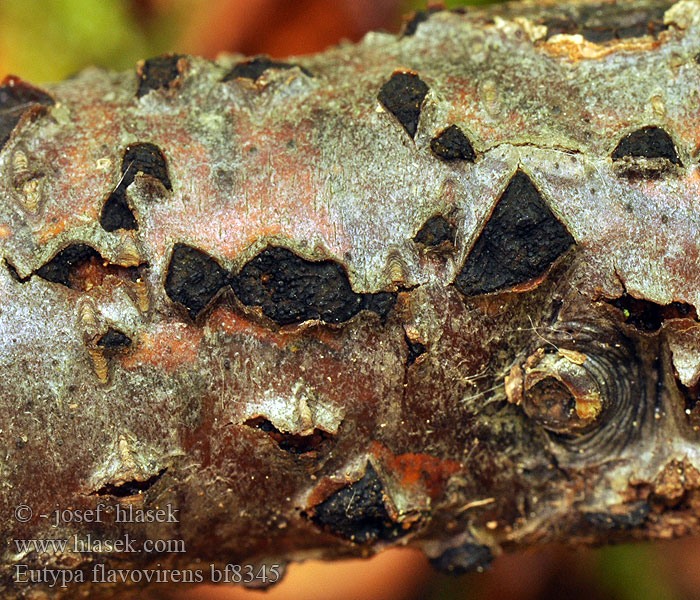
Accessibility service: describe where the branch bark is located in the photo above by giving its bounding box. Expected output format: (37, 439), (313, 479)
(2, 0), (700, 597)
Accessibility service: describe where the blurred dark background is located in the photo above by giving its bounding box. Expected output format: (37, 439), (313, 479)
(3, 1), (700, 599)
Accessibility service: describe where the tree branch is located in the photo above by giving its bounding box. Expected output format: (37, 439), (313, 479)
(2, 0), (700, 596)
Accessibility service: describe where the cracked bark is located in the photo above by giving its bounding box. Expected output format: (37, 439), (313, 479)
(3, 0), (700, 597)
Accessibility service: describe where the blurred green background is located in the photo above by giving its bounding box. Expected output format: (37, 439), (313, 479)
(2, 2), (699, 599)
(0, 0), (489, 83)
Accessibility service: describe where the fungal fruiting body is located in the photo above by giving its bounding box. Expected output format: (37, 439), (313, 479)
(3, 0), (700, 597)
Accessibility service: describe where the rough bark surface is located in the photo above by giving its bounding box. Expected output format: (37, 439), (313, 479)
(2, 0), (700, 596)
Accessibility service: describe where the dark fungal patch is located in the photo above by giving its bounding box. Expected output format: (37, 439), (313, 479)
(122, 143), (172, 190)
(583, 502), (650, 530)
(0, 77), (54, 151)
(222, 56), (312, 82)
(244, 417), (331, 455)
(35, 244), (101, 288)
(232, 246), (394, 325)
(608, 295), (662, 331)
(100, 143), (170, 232)
(97, 328), (132, 350)
(136, 54), (185, 98)
(164, 244), (228, 319)
(454, 171), (575, 296)
(612, 126), (681, 165)
(90, 469), (167, 498)
(405, 335), (426, 366)
(401, 5), (442, 36)
(309, 463), (407, 543)
(430, 125), (476, 162)
(429, 543), (494, 575)
(361, 291), (398, 324)
(540, 1), (670, 42)
(377, 72), (429, 139)
(164, 244), (397, 325)
(606, 294), (696, 332)
(414, 215), (455, 247)
(100, 194), (137, 232)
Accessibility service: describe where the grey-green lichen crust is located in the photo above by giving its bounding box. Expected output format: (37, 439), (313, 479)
(2, 0), (700, 597)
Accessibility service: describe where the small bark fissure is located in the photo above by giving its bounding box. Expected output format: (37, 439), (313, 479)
(90, 469), (167, 498)
(244, 417), (332, 454)
(606, 294), (696, 332)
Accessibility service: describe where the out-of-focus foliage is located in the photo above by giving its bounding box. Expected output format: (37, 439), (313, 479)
(595, 545), (679, 600)
(0, 0), (159, 81)
(0, 0), (498, 83)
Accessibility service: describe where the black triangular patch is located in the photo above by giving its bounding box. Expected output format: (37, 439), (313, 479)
(454, 171), (574, 296)
(122, 143), (171, 190)
(100, 191), (137, 231)
(35, 244), (100, 288)
(413, 215), (455, 246)
(100, 143), (170, 232)
(377, 72), (429, 138)
(430, 125), (476, 162)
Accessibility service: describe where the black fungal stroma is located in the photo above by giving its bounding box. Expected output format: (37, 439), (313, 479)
(164, 244), (228, 319)
(611, 126), (681, 165)
(100, 143), (171, 232)
(97, 328), (132, 350)
(455, 170), (575, 296)
(35, 244), (100, 288)
(223, 56), (312, 82)
(309, 463), (409, 543)
(136, 55), (185, 98)
(164, 244), (397, 324)
(429, 543), (494, 575)
(540, 2), (669, 42)
(607, 294), (695, 332)
(233, 247), (374, 325)
(0, 79), (54, 151)
(405, 335), (427, 366)
(244, 417), (331, 454)
(378, 71), (429, 138)
(402, 6), (443, 37)
(430, 125), (476, 162)
(414, 215), (456, 247)
(91, 469), (167, 498)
